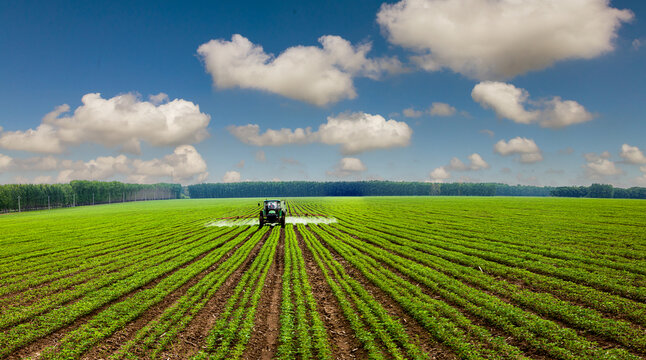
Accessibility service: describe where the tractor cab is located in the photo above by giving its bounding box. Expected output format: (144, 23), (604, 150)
(258, 199), (286, 228)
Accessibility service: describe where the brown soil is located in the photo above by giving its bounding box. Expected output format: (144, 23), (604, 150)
(242, 228), (285, 360)
(81, 228), (262, 359)
(295, 227), (368, 360)
(156, 229), (270, 359)
(309, 226), (457, 360)
(7, 228), (239, 360)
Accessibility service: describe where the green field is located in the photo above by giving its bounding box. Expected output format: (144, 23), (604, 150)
(0, 197), (645, 359)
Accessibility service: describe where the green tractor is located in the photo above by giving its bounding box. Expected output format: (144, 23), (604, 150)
(258, 199), (286, 228)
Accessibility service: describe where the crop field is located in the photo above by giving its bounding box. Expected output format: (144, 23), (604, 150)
(0, 197), (645, 360)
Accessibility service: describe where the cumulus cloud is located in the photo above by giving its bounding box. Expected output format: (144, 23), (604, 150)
(447, 153), (489, 171)
(377, 0), (633, 80)
(0, 124), (64, 153)
(222, 170), (241, 183)
(53, 145), (208, 184)
(0, 154), (13, 171)
(494, 137), (543, 163)
(149, 92), (169, 105)
(403, 108), (423, 118)
(619, 144), (646, 164)
(429, 166), (450, 182)
(327, 157), (367, 177)
(472, 82), (592, 128)
(584, 152), (622, 177)
(228, 125), (312, 147)
(0, 93), (210, 154)
(429, 102), (456, 116)
(228, 112), (412, 155)
(197, 34), (401, 106)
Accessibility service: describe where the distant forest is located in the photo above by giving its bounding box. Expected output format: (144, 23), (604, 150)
(187, 181), (646, 199)
(0, 181), (182, 212)
(2, 180), (644, 213)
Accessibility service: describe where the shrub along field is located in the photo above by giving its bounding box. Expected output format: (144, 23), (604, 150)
(0, 197), (644, 359)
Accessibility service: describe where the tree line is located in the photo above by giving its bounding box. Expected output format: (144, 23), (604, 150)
(0, 181), (182, 212)
(187, 181), (553, 198)
(188, 181), (646, 199)
(550, 184), (646, 199)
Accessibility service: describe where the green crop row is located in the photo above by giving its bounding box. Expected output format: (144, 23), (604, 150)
(110, 225), (267, 359)
(0, 225), (246, 357)
(300, 224), (430, 360)
(275, 225), (331, 360)
(333, 221), (646, 353)
(316, 223), (640, 360)
(35, 226), (260, 359)
(193, 226), (280, 360)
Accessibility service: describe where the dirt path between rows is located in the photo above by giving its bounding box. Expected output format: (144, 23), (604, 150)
(7, 228), (240, 360)
(295, 227), (367, 360)
(309, 226), (456, 360)
(242, 228), (285, 360)
(156, 229), (270, 359)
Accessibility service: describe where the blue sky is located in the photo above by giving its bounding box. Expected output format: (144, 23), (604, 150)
(0, 0), (645, 186)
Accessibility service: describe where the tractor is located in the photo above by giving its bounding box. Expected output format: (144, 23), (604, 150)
(258, 199), (286, 228)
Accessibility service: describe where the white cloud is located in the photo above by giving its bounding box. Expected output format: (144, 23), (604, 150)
(479, 129), (494, 137)
(339, 157), (366, 172)
(228, 124), (312, 147)
(467, 153), (489, 170)
(641, 166), (646, 174)
(403, 108), (423, 118)
(132, 145), (208, 184)
(53, 145), (208, 185)
(446, 153), (489, 172)
(197, 34), (401, 106)
(377, 0), (633, 80)
(472, 82), (592, 128)
(540, 97), (594, 128)
(634, 39), (643, 50)
(327, 157), (367, 177)
(619, 144), (646, 164)
(584, 152), (622, 177)
(15, 156), (60, 171)
(228, 112), (412, 155)
(429, 166), (450, 182)
(494, 137), (543, 163)
(0, 93), (210, 154)
(0, 154), (13, 171)
(428, 102), (456, 116)
(472, 82), (538, 124)
(148, 92), (169, 105)
(0, 124), (65, 153)
(449, 157), (467, 171)
(222, 170), (241, 183)
(318, 113), (412, 154)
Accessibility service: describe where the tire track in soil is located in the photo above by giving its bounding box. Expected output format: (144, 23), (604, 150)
(156, 229), (271, 359)
(309, 226), (457, 360)
(7, 228), (241, 360)
(329, 226), (551, 360)
(295, 226), (368, 360)
(242, 228), (285, 360)
(81, 228), (265, 360)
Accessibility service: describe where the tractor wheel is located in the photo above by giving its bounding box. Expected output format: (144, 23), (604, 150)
(280, 216), (286, 228)
(259, 215), (264, 228)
